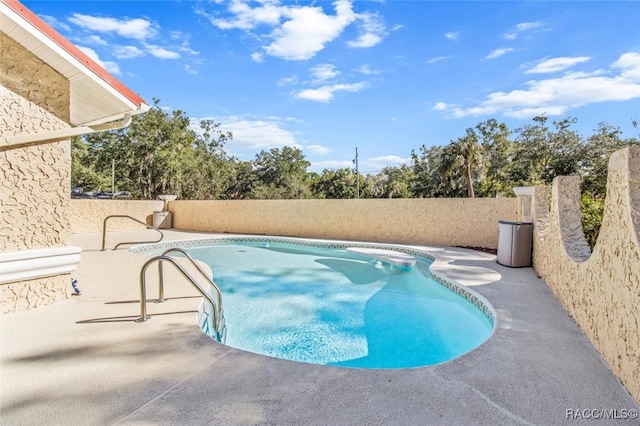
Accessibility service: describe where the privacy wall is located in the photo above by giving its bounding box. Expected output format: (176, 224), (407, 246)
(169, 198), (518, 248)
(531, 146), (640, 403)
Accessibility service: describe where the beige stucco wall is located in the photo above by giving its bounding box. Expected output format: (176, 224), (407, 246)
(170, 198), (518, 248)
(1, 33), (72, 313)
(531, 146), (640, 403)
(70, 199), (165, 233)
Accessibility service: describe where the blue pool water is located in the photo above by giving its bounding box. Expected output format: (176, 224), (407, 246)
(186, 241), (494, 369)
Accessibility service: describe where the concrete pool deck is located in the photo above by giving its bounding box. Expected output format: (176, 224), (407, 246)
(1, 230), (638, 425)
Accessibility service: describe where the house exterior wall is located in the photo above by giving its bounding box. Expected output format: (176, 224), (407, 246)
(1, 32), (73, 313)
(531, 146), (640, 403)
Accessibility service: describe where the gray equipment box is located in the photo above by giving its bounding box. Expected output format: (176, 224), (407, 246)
(497, 221), (533, 267)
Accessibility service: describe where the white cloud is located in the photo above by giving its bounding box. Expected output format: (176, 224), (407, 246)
(526, 56), (591, 74)
(277, 75), (299, 86)
(485, 48), (515, 60)
(516, 21), (545, 32)
(41, 15), (71, 32)
(206, 0), (385, 61)
(184, 64), (198, 75)
(145, 44), (180, 59)
(348, 33), (382, 49)
(369, 155), (409, 165)
(293, 82), (369, 102)
(264, 1), (356, 60)
(79, 35), (108, 46)
(77, 46), (120, 75)
(218, 116), (299, 151)
(113, 45), (145, 59)
(427, 56), (449, 64)
(613, 52), (640, 79)
(445, 31), (460, 41)
(355, 64), (381, 75)
(504, 21), (545, 40)
(251, 52), (264, 62)
(69, 14), (157, 40)
(209, 0), (284, 30)
(435, 52), (640, 119)
(348, 11), (386, 48)
(305, 144), (332, 155)
(310, 64), (340, 81)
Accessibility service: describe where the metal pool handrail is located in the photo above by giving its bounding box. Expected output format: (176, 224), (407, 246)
(137, 251), (224, 338)
(158, 247), (223, 323)
(101, 215), (164, 251)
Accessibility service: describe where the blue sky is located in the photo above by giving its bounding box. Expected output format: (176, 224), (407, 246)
(25, 0), (640, 173)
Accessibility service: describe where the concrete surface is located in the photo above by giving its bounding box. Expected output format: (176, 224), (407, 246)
(1, 230), (638, 425)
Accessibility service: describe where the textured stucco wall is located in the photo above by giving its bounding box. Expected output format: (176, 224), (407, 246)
(532, 146), (640, 403)
(170, 198), (518, 248)
(70, 200), (165, 233)
(1, 276), (70, 314)
(1, 33), (72, 313)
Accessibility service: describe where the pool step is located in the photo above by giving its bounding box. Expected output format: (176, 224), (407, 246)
(347, 247), (416, 269)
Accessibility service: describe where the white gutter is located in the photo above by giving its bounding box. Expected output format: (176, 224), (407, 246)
(0, 246), (82, 284)
(0, 113), (134, 148)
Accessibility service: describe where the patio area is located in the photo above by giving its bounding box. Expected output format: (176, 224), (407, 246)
(1, 230), (638, 425)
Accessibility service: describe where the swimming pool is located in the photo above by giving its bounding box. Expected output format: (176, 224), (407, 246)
(149, 238), (495, 369)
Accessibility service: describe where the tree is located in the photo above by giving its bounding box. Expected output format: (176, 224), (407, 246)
(511, 116), (583, 187)
(70, 136), (110, 191)
(310, 168), (358, 199)
(475, 119), (514, 197)
(252, 146), (311, 199)
(73, 99), (233, 199)
(451, 128), (482, 198)
(411, 144), (466, 198)
(370, 165), (413, 198)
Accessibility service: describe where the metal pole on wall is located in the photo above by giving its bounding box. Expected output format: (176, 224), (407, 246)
(111, 159), (115, 199)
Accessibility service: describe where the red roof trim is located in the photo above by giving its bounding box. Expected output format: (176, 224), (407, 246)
(4, 0), (147, 109)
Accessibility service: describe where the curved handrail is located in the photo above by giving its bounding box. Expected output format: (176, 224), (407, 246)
(101, 215), (164, 251)
(158, 248), (223, 330)
(137, 255), (222, 338)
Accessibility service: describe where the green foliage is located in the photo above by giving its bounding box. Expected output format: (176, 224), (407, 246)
(252, 146), (311, 199)
(581, 193), (604, 249)
(310, 168), (358, 199)
(70, 102), (640, 248)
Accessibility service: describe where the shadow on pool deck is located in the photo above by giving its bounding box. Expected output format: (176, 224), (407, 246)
(1, 230), (638, 425)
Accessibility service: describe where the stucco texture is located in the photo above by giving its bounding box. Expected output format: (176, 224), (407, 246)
(1, 32), (71, 252)
(1, 275), (70, 314)
(532, 146), (640, 403)
(170, 198), (518, 248)
(1, 32), (72, 313)
(70, 200), (165, 233)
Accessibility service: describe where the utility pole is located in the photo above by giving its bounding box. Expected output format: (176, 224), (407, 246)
(111, 159), (115, 199)
(353, 147), (359, 199)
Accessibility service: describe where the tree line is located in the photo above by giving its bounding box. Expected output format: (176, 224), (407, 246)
(71, 100), (639, 246)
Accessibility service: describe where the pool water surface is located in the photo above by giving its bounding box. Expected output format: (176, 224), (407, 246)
(186, 242), (494, 369)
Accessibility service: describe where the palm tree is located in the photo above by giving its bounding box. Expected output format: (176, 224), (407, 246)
(450, 128), (482, 198)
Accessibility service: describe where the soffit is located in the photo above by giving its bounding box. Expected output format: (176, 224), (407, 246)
(0, 1), (148, 126)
